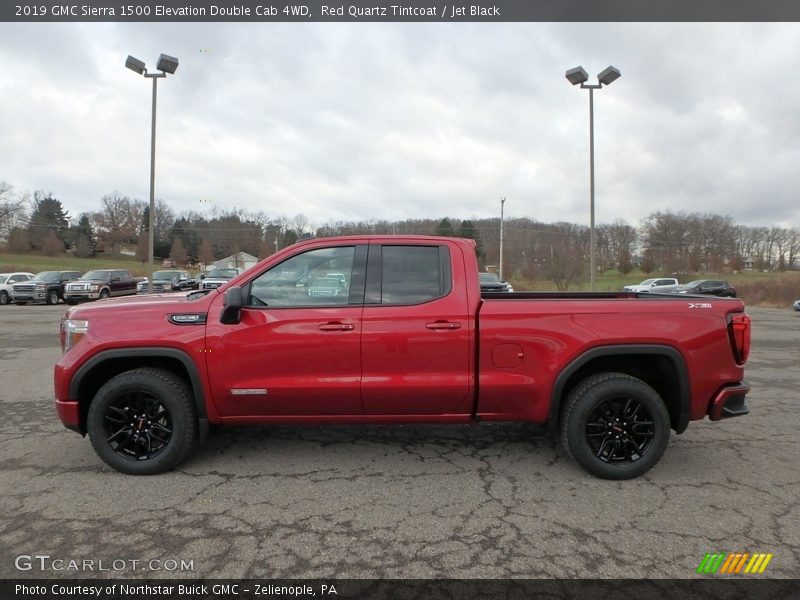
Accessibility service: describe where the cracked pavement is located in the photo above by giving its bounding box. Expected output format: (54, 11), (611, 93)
(0, 304), (797, 579)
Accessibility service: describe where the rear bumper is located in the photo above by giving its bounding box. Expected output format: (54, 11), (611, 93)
(708, 382), (750, 421)
(56, 399), (82, 434)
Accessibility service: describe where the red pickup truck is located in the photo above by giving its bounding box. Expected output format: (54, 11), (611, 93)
(54, 235), (751, 479)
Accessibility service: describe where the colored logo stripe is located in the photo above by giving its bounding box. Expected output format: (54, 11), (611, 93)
(697, 552), (773, 574)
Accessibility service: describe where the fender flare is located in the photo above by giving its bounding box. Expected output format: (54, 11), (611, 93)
(69, 348), (208, 430)
(548, 344), (691, 433)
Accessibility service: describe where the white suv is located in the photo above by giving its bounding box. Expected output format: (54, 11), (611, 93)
(0, 272), (35, 305)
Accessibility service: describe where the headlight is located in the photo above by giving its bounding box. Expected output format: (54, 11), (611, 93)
(35, 283), (46, 290)
(90, 284), (100, 291)
(60, 319), (88, 353)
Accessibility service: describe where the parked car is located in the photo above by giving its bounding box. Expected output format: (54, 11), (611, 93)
(63, 270), (137, 304)
(671, 280), (736, 298)
(307, 273), (348, 298)
(0, 272), (35, 305)
(479, 272), (514, 292)
(793, 299), (800, 311)
(199, 268), (241, 290)
(13, 271), (81, 305)
(623, 278), (679, 293)
(137, 270), (196, 294)
(55, 235), (750, 479)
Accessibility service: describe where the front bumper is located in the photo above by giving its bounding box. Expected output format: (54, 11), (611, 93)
(708, 382), (750, 421)
(64, 292), (100, 300)
(13, 293), (44, 302)
(56, 399), (82, 434)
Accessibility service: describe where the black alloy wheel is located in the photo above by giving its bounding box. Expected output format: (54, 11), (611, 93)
(87, 368), (197, 474)
(584, 397), (655, 464)
(102, 391), (174, 462)
(46, 290), (59, 305)
(561, 372), (670, 480)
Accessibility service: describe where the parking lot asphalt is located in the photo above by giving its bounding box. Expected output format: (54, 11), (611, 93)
(0, 304), (797, 579)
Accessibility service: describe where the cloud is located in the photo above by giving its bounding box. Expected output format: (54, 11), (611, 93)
(0, 22), (798, 229)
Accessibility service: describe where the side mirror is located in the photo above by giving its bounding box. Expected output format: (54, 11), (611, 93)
(221, 286), (243, 324)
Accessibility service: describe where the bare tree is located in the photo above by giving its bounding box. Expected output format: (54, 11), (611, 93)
(0, 182), (29, 243)
(169, 238), (188, 268)
(93, 193), (145, 255)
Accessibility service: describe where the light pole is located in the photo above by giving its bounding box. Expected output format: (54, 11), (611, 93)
(499, 197), (505, 281)
(125, 53), (179, 293)
(565, 65), (621, 291)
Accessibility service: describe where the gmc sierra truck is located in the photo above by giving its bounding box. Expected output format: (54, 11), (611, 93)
(54, 235), (751, 479)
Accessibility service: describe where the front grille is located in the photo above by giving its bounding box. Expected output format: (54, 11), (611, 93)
(67, 283), (90, 291)
(14, 284), (35, 293)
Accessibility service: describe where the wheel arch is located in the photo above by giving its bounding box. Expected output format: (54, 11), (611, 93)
(549, 344), (690, 434)
(69, 348), (207, 436)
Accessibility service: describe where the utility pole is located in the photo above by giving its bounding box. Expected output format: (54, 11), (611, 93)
(499, 197), (506, 281)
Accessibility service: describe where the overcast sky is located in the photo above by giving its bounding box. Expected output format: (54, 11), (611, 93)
(1, 22), (798, 230)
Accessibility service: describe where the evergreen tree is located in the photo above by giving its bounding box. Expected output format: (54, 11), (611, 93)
(458, 219), (484, 261)
(27, 192), (69, 250)
(72, 214), (97, 256)
(435, 218), (454, 237)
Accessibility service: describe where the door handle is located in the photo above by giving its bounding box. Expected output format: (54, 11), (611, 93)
(318, 322), (355, 331)
(425, 321), (462, 330)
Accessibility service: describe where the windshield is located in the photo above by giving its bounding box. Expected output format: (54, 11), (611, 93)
(0, 275), (7, 284)
(153, 270), (180, 280)
(82, 271), (111, 281)
(32, 271), (59, 282)
(206, 269), (239, 278)
(638, 279), (656, 285)
(479, 273), (500, 283)
(685, 280), (704, 287)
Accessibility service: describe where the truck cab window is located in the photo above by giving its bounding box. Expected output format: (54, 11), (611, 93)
(248, 246), (356, 307)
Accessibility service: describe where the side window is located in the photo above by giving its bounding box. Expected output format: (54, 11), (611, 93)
(379, 245), (450, 305)
(248, 246), (356, 308)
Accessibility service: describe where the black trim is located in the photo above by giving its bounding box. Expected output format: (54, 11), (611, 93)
(69, 348), (208, 422)
(548, 344), (691, 434)
(348, 244), (368, 305)
(364, 244), (382, 305)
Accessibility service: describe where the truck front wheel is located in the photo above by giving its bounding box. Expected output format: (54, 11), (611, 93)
(560, 372), (670, 480)
(87, 368), (197, 475)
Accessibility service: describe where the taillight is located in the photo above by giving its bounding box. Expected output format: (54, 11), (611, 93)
(728, 312), (750, 365)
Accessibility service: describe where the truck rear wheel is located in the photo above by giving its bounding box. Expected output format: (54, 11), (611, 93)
(87, 368), (197, 475)
(561, 372), (670, 480)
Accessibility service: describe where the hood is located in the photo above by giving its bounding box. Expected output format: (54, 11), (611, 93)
(65, 289), (216, 318)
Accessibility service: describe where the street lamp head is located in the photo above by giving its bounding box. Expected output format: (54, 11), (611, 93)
(565, 66), (589, 86)
(125, 55), (146, 75)
(156, 53), (179, 74)
(597, 66), (621, 86)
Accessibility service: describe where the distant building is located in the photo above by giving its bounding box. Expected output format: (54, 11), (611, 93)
(207, 251), (259, 272)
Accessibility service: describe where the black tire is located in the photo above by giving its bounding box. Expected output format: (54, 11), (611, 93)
(561, 372), (670, 480)
(99, 289), (110, 300)
(46, 290), (59, 305)
(87, 368), (197, 475)
(0, 291), (9, 305)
